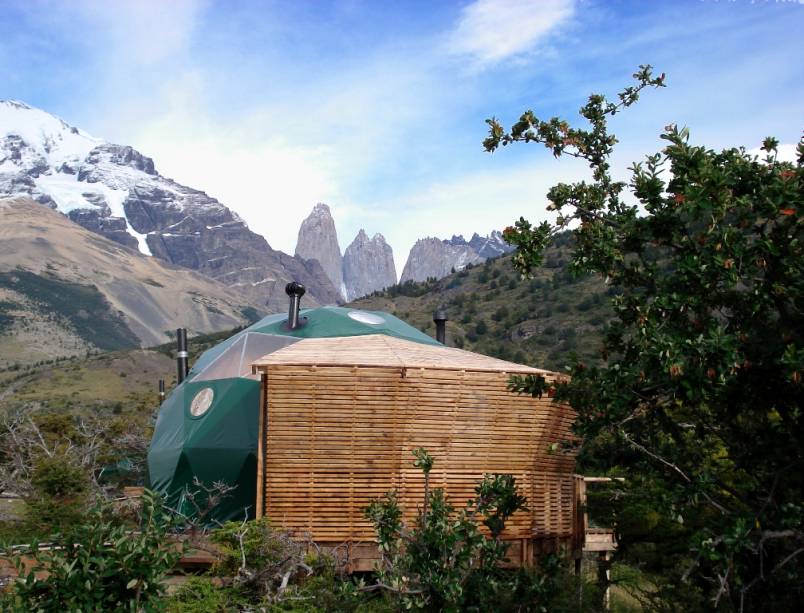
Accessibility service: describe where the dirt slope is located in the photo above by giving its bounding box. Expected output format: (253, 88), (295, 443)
(0, 197), (264, 366)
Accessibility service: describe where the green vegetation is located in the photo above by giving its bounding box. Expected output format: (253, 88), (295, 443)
(0, 299), (20, 333)
(167, 452), (593, 612)
(3, 491), (181, 612)
(24, 454), (90, 536)
(240, 305), (264, 324)
(1, 67), (799, 612)
(153, 324), (247, 362)
(0, 349), (174, 415)
(488, 66), (803, 609)
(363, 448), (585, 612)
(0, 269), (140, 351)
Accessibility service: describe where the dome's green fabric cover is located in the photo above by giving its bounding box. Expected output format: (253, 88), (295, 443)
(147, 306), (438, 524)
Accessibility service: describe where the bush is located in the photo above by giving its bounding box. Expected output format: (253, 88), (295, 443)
(206, 518), (388, 611)
(4, 490), (181, 611)
(491, 306), (509, 322)
(363, 449), (572, 611)
(210, 517), (308, 600)
(24, 455), (89, 536)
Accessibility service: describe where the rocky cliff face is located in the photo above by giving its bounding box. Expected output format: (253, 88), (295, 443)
(295, 203), (344, 299)
(0, 100), (340, 311)
(343, 230), (396, 301)
(400, 230), (514, 284)
(400, 237), (484, 283)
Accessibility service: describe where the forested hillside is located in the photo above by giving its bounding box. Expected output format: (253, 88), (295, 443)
(351, 232), (613, 371)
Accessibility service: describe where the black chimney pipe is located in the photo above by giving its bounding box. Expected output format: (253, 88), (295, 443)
(158, 379), (165, 403)
(286, 282), (306, 330)
(433, 307), (448, 344)
(176, 328), (189, 383)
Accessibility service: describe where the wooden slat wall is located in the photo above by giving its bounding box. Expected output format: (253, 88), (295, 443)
(260, 365), (577, 543)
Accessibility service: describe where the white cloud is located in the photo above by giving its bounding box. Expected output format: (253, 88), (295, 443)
(72, 0), (207, 65)
(121, 49), (453, 257)
(446, 0), (574, 67)
(130, 81), (344, 255)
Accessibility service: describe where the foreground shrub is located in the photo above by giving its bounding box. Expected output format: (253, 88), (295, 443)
(23, 454), (90, 537)
(208, 518), (389, 611)
(3, 490), (180, 612)
(364, 448), (575, 611)
(165, 577), (247, 613)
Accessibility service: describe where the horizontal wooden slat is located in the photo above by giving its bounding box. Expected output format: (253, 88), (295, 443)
(259, 364), (578, 553)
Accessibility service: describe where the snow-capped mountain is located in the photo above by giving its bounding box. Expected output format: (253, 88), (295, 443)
(0, 100), (341, 310)
(1, 196), (262, 364)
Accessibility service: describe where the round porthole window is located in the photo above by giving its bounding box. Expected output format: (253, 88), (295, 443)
(190, 388), (214, 417)
(347, 310), (385, 325)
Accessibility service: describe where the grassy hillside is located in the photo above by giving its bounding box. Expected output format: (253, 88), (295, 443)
(0, 326), (246, 416)
(351, 234), (614, 371)
(0, 350), (173, 415)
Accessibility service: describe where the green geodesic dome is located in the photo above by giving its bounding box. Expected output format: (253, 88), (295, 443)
(147, 306), (439, 524)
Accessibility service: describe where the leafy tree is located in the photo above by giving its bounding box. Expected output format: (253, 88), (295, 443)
(487, 66), (803, 610)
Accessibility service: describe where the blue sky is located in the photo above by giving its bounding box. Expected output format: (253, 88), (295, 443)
(1, 0), (802, 272)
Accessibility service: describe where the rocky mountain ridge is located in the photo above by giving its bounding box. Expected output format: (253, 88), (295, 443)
(465, 230), (516, 259)
(398, 231), (515, 284)
(295, 203), (516, 298)
(400, 237), (483, 283)
(0, 100), (340, 311)
(1, 100), (515, 309)
(295, 203), (345, 297)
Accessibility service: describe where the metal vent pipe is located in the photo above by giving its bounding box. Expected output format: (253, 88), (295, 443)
(433, 307), (448, 344)
(176, 328), (189, 383)
(286, 282), (306, 330)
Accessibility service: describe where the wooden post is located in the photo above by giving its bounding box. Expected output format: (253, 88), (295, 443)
(255, 371), (267, 519)
(574, 476), (586, 609)
(573, 475), (587, 570)
(598, 551), (611, 610)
